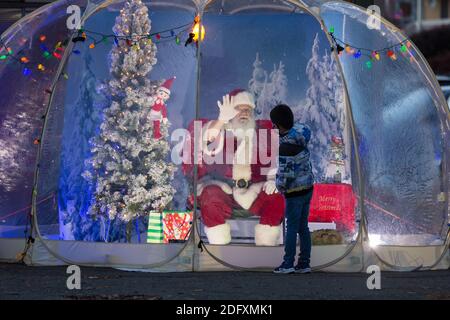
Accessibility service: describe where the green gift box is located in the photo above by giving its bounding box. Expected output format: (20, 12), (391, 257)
(147, 211), (163, 243)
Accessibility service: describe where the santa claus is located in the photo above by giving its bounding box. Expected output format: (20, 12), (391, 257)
(184, 89), (285, 246)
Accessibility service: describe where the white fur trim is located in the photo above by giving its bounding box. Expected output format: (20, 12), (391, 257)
(158, 87), (170, 95)
(254, 224), (282, 246)
(204, 223), (231, 245)
(232, 164), (252, 181)
(232, 128), (254, 180)
(232, 182), (264, 210)
(264, 166), (278, 180)
(232, 91), (255, 109)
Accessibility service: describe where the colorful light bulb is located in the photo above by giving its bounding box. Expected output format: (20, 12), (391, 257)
(192, 22), (206, 42)
(372, 51), (381, 60)
(387, 50), (397, 60)
(345, 46), (354, 54)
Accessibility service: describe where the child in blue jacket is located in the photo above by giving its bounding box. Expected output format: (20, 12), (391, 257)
(270, 104), (314, 274)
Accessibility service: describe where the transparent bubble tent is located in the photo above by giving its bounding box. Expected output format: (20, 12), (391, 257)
(0, 0), (449, 272)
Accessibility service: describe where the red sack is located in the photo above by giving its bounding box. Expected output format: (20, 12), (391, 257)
(309, 183), (357, 233)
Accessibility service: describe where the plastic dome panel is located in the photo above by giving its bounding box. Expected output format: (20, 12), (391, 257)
(0, 0), (88, 238)
(320, 2), (450, 246)
(29, 0), (199, 266)
(196, 0), (361, 269)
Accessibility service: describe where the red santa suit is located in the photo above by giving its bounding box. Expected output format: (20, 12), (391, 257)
(150, 98), (167, 139)
(183, 91), (285, 246)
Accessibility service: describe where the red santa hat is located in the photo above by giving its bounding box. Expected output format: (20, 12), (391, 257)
(229, 89), (255, 109)
(158, 76), (176, 95)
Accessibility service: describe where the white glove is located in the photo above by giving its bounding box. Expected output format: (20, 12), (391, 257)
(263, 180), (278, 195)
(217, 94), (238, 123)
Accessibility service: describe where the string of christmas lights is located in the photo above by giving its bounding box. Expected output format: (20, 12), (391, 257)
(73, 20), (193, 49)
(0, 18), (200, 78)
(329, 27), (415, 69)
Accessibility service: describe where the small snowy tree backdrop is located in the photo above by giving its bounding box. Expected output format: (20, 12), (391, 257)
(248, 53), (288, 120)
(296, 33), (348, 182)
(248, 34), (349, 183)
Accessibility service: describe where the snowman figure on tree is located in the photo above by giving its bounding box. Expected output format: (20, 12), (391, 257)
(149, 77), (175, 139)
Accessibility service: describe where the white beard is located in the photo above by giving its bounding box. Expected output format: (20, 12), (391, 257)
(230, 117), (256, 135)
(229, 117), (256, 181)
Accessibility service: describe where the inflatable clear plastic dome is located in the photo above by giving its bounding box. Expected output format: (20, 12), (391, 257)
(0, 0), (448, 271)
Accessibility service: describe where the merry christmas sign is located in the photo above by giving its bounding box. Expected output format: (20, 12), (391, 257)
(309, 183), (356, 233)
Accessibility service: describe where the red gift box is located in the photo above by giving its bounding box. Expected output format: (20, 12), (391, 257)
(162, 211), (193, 243)
(309, 183), (357, 233)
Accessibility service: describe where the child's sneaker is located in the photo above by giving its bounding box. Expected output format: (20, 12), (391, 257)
(273, 263), (295, 274)
(294, 265), (312, 274)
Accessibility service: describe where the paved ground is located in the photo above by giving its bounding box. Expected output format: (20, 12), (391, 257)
(0, 263), (449, 300)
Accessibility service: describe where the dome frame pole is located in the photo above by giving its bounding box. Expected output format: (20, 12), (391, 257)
(319, 0), (450, 271)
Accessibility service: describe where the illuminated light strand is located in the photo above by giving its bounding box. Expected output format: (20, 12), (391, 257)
(0, 35), (66, 77)
(0, 18), (199, 78)
(329, 28), (414, 69)
(79, 19), (193, 48)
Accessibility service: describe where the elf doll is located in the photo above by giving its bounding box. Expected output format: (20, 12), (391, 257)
(150, 77), (175, 139)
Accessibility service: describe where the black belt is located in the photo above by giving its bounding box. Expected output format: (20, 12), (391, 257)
(209, 176), (252, 189)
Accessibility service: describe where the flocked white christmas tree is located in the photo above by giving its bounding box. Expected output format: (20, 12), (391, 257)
(83, 0), (175, 224)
